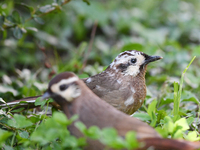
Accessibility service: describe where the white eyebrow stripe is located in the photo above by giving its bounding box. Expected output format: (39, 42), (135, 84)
(57, 77), (79, 85)
(51, 76), (79, 93)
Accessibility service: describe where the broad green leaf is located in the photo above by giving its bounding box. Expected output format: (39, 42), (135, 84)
(13, 26), (23, 39)
(155, 127), (168, 138)
(75, 121), (87, 133)
(175, 118), (189, 131)
(35, 97), (52, 107)
(186, 117), (195, 126)
(163, 116), (174, 133)
(18, 131), (29, 139)
(7, 114), (33, 128)
(0, 129), (12, 146)
(173, 129), (183, 139)
(186, 131), (200, 141)
(85, 126), (101, 139)
(133, 113), (151, 121)
(52, 111), (68, 125)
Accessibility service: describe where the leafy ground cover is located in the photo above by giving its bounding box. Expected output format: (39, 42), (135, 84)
(0, 0), (200, 149)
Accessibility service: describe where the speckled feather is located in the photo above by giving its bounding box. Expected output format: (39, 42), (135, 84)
(84, 50), (149, 114)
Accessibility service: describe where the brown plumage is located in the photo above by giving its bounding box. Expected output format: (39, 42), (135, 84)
(42, 72), (200, 150)
(83, 50), (162, 114)
(1, 50), (162, 114)
(42, 72), (161, 149)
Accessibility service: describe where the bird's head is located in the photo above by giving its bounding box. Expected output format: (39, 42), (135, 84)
(41, 72), (81, 103)
(109, 50), (162, 77)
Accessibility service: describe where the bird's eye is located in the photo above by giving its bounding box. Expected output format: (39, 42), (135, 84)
(131, 58), (137, 63)
(59, 84), (68, 91)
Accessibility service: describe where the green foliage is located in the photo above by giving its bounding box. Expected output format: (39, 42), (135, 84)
(75, 122), (139, 149)
(0, 129), (12, 147)
(1, 0), (200, 149)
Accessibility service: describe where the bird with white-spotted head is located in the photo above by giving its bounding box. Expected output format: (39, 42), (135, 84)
(1, 50), (162, 115)
(84, 50), (162, 114)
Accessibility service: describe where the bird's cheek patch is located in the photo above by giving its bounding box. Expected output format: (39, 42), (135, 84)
(61, 85), (81, 102)
(124, 66), (140, 77)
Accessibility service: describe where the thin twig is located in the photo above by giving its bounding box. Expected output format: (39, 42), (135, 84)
(80, 21), (98, 74)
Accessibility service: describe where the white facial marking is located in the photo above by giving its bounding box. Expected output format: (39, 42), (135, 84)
(109, 50), (146, 77)
(123, 65), (140, 76)
(51, 77), (81, 102)
(86, 78), (92, 83)
(124, 87), (136, 106)
(139, 99), (142, 103)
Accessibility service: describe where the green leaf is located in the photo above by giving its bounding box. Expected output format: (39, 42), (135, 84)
(11, 107), (25, 112)
(85, 126), (101, 139)
(18, 2), (34, 13)
(125, 131), (138, 149)
(185, 131), (200, 141)
(175, 118), (189, 131)
(12, 10), (21, 23)
(0, 129), (12, 146)
(147, 100), (157, 118)
(52, 111), (69, 125)
(33, 16), (44, 24)
(155, 127), (168, 138)
(173, 129), (183, 139)
(163, 116), (174, 134)
(35, 97), (51, 107)
(147, 100), (157, 127)
(39, 5), (55, 13)
(150, 111), (157, 127)
(186, 117), (195, 126)
(13, 26), (23, 39)
(7, 114), (33, 128)
(18, 131), (29, 139)
(75, 121), (87, 133)
(133, 113), (151, 121)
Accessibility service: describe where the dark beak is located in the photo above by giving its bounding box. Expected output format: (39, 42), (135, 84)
(144, 55), (163, 65)
(41, 92), (51, 100)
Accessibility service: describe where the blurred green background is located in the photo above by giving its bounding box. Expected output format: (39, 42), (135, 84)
(0, 0), (200, 102)
(1, 1), (200, 148)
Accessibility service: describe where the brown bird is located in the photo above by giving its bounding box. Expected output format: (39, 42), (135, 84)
(83, 50), (162, 114)
(41, 71), (161, 149)
(1, 50), (162, 114)
(41, 72), (200, 150)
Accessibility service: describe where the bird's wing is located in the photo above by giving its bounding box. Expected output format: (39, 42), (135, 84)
(83, 74), (121, 97)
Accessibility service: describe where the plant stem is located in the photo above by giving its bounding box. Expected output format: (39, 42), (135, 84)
(173, 56), (196, 121)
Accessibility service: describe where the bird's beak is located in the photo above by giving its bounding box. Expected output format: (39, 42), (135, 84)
(41, 92), (51, 100)
(144, 55), (163, 65)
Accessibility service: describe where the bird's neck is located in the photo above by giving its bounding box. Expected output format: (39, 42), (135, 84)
(53, 95), (78, 119)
